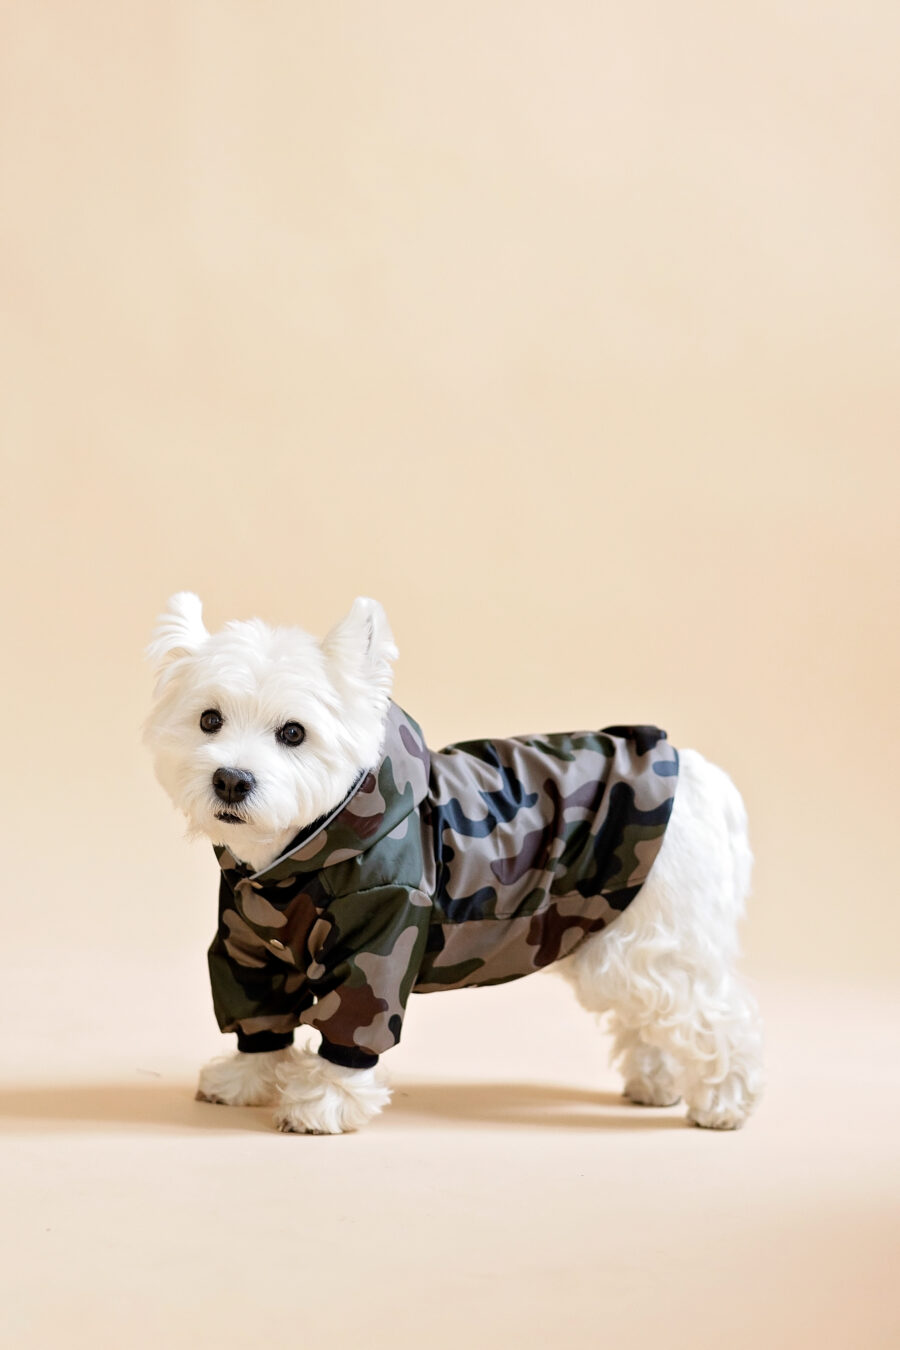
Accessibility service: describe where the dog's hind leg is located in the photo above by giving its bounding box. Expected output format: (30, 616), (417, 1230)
(558, 746), (764, 1129)
(602, 972), (763, 1129)
(613, 1025), (681, 1108)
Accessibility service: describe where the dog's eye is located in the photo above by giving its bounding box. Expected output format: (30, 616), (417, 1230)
(276, 721), (306, 747)
(199, 709), (223, 734)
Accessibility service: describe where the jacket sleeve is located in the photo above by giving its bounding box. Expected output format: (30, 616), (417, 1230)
(208, 877), (313, 1054)
(298, 884), (432, 1069)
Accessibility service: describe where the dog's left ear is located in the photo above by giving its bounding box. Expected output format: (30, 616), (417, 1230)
(322, 597), (398, 699)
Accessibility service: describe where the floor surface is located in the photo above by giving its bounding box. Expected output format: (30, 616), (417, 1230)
(2, 967), (897, 1349)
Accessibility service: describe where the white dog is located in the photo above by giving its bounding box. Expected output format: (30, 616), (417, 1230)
(144, 593), (763, 1134)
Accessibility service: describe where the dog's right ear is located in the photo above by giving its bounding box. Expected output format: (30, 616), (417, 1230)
(146, 592), (209, 691)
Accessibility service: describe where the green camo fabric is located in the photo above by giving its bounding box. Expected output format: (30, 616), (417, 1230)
(210, 702), (679, 1066)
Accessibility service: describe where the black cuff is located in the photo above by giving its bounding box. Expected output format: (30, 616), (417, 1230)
(318, 1039), (379, 1070)
(236, 1028), (295, 1054)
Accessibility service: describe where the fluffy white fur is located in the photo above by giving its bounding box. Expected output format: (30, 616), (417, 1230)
(196, 1046), (290, 1107)
(145, 592), (763, 1134)
(145, 592), (396, 874)
(556, 748), (763, 1129)
(195, 1045), (390, 1133)
(272, 1049), (391, 1135)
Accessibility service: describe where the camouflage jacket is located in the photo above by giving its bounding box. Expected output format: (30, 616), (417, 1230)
(210, 702), (679, 1069)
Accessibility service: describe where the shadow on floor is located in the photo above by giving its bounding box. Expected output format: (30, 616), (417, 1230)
(0, 1078), (688, 1134)
(0, 1082), (271, 1134)
(389, 1080), (688, 1131)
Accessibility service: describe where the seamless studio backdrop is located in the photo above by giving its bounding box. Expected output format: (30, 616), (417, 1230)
(1, 5), (898, 1350)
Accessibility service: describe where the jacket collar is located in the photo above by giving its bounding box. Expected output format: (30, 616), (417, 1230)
(214, 701), (430, 885)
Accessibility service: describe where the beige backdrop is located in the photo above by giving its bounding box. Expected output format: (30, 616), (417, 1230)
(1, 5), (898, 1349)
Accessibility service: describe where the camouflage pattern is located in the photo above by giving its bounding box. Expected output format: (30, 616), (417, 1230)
(210, 701), (679, 1067)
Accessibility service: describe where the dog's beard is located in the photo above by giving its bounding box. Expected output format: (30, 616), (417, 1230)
(188, 789), (293, 847)
(185, 799), (298, 870)
(212, 803), (249, 827)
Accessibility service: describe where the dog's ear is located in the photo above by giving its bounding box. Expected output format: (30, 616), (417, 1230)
(322, 597), (398, 699)
(146, 592), (209, 690)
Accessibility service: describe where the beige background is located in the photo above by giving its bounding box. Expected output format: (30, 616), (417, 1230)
(1, 4), (898, 1348)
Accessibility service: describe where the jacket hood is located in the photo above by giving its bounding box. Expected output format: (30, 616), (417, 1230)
(214, 701), (431, 885)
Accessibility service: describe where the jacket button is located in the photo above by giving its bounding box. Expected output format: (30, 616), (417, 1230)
(269, 938), (285, 950)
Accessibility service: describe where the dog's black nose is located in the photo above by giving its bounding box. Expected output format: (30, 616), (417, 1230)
(212, 767), (256, 804)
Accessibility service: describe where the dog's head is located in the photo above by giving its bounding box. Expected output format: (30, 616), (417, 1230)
(143, 593), (397, 869)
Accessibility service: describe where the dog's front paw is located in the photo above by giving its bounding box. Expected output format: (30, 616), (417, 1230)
(196, 1048), (294, 1107)
(272, 1047), (390, 1135)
